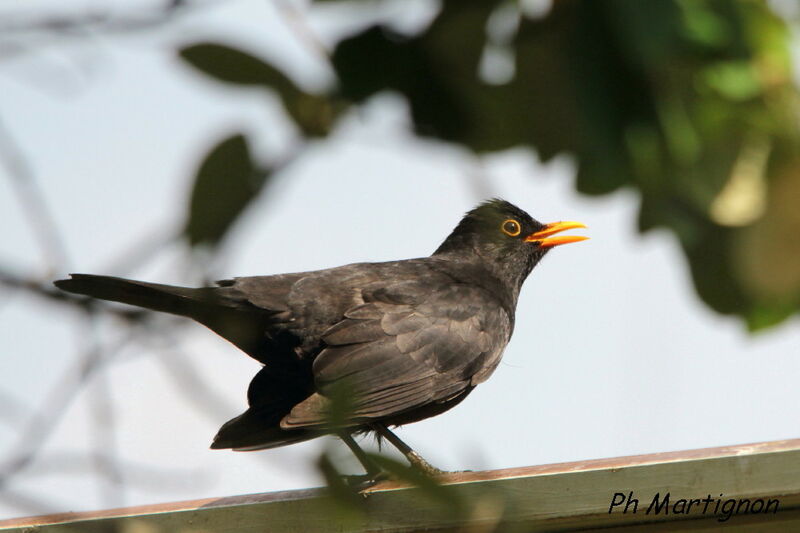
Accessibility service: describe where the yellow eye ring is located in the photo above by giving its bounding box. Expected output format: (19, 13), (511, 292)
(501, 219), (521, 237)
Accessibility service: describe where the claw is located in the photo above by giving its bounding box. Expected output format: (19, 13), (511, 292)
(343, 470), (391, 492)
(407, 451), (446, 476)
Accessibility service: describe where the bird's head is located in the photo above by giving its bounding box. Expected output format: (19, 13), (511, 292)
(434, 199), (587, 292)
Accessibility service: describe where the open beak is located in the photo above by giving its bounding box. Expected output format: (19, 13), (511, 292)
(524, 221), (588, 248)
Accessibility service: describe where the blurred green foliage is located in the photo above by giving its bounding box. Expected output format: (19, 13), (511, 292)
(184, 133), (267, 246)
(181, 43), (342, 137)
(178, 0), (800, 330)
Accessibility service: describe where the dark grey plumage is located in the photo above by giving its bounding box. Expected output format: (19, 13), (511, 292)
(54, 199), (586, 472)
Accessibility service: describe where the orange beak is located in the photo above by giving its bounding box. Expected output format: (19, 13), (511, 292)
(524, 221), (588, 248)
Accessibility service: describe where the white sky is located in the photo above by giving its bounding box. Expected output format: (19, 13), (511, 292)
(1, 0), (799, 519)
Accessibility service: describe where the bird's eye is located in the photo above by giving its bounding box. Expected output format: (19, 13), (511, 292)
(501, 219), (521, 237)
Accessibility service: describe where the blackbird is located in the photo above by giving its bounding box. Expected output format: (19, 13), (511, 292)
(55, 199), (587, 477)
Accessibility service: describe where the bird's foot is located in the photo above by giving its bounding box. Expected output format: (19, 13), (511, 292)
(407, 451), (446, 476)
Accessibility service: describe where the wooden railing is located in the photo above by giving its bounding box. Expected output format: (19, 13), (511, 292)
(2, 438), (799, 532)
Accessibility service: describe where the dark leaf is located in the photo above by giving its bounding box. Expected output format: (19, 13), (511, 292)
(179, 43), (299, 92)
(179, 42), (342, 136)
(332, 0), (516, 151)
(184, 133), (267, 247)
(684, 224), (748, 315)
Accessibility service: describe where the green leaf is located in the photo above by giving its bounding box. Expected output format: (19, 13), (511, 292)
(679, 0), (731, 47)
(184, 133), (267, 247)
(179, 43), (299, 92)
(683, 223), (748, 315)
(332, 1), (517, 151)
(702, 61), (762, 101)
(746, 302), (796, 332)
(179, 42), (341, 136)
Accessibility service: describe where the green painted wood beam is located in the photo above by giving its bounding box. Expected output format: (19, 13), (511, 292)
(2, 439), (799, 532)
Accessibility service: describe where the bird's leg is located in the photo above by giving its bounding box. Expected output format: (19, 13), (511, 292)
(372, 423), (445, 476)
(337, 431), (388, 486)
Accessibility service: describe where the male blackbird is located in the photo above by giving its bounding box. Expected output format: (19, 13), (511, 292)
(55, 199), (586, 477)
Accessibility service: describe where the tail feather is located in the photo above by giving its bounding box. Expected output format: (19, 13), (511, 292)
(54, 274), (269, 358)
(54, 274), (216, 319)
(211, 408), (317, 450)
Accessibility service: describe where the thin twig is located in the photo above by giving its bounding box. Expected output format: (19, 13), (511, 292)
(0, 390), (30, 428)
(99, 225), (179, 276)
(0, 266), (150, 323)
(274, 0), (331, 63)
(0, 330), (133, 489)
(18, 452), (214, 492)
(89, 360), (125, 509)
(0, 118), (70, 273)
(145, 332), (239, 423)
(147, 317), (320, 476)
(0, 0), (227, 67)
(0, 488), (65, 517)
(0, 0), (220, 38)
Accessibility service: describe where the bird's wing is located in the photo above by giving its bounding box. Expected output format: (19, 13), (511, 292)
(281, 279), (511, 427)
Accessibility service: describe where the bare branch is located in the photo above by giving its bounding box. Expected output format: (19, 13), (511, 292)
(18, 452), (214, 492)
(274, 0), (331, 63)
(0, 118), (70, 273)
(0, 331), (133, 489)
(0, 488), (65, 517)
(88, 365), (125, 509)
(0, 389), (30, 428)
(99, 225), (179, 276)
(0, 0), (219, 40)
(0, 266), (149, 322)
(153, 343), (240, 423)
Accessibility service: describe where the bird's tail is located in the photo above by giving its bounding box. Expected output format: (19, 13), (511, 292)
(55, 274), (272, 358)
(211, 409), (317, 451)
(54, 274), (217, 319)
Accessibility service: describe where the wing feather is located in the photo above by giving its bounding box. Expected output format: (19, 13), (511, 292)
(282, 280), (510, 428)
